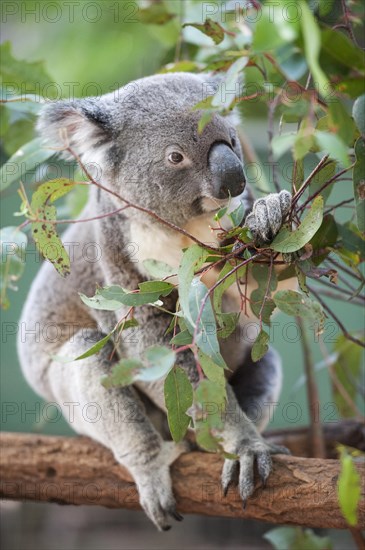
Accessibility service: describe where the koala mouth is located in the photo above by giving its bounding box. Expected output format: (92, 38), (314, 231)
(201, 196), (229, 213)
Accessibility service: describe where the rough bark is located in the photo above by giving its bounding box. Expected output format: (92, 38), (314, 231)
(1, 428), (364, 529)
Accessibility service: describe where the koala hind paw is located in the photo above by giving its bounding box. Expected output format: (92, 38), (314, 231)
(245, 189), (292, 244)
(221, 439), (290, 506)
(132, 441), (187, 531)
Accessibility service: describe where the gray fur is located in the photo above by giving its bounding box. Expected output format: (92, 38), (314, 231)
(19, 73), (291, 530)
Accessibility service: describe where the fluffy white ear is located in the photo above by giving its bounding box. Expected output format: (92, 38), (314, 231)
(37, 98), (113, 165)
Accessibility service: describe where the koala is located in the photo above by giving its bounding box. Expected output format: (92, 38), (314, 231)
(18, 73), (292, 530)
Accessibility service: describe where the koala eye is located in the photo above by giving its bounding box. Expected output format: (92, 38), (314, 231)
(168, 151), (184, 164)
(231, 137), (237, 148)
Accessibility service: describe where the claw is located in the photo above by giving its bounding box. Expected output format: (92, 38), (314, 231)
(242, 499), (247, 510)
(269, 443), (291, 455)
(162, 525), (172, 532)
(257, 450), (272, 486)
(169, 509), (184, 522)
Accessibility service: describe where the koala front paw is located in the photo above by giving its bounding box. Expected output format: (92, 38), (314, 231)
(245, 190), (291, 244)
(221, 438), (290, 506)
(131, 441), (188, 531)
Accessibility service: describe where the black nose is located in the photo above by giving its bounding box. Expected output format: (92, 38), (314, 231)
(208, 142), (246, 199)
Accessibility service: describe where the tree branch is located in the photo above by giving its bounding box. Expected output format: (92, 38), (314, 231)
(1, 430), (364, 529)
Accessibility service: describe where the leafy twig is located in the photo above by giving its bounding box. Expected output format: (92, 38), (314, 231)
(308, 286), (365, 348)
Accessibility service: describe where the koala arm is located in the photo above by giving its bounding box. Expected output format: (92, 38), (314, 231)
(244, 189), (292, 245)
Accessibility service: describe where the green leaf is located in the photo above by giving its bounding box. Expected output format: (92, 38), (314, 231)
(0, 226), (27, 309)
(31, 179), (76, 277)
(309, 214), (338, 264)
(251, 330), (269, 363)
(271, 132), (296, 160)
(138, 345), (176, 382)
(353, 95), (365, 136)
(138, 3), (175, 25)
(98, 281), (174, 307)
(159, 61), (200, 74)
(271, 196), (324, 253)
(0, 94), (44, 116)
(164, 366), (193, 442)
(338, 449), (361, 526)
(315, 131), (351, 168)
(216, 312), (240, 339)
(250, 264), (277, 325)
(195, 378), (226, 431)
(142, 259), (175, 279)
(195, 421), (223, 452)
(321, 28), (365, 73)
(101, 359), (142, 389)
(74, 332), (113, 361)
(183, 18), (225, 45)
(0, 137), (54, 192)
(213, 261), (247, 314)
(273, 290), (325, 329)
(102, 345), (175, 389)
(212, 57), (248, 109)
(337, 222), (365, 261)
(309, 160), (337, 203)
(328, 99), (356, 146)
(353, 137), (365, 234)
(170, 329), (193, 346)
(335, 77), (365, 99)
(1, 117), (35, 157)
(252, 1), (299, 53)
(299, 1), (330, 98)
(264, 526), (332, 550)
(197, 350), (226, 387)
(188, 277), (226, 368)
(293, 126), (315, 161)
(178, 244), (209, 326)
(332, 335), (363, 418)
(0, 41), (55, 96)
(79, 288), (124, 311)
(228, 201), (245, 227)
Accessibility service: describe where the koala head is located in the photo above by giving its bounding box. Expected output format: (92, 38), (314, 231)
(38, 73), (246, 226)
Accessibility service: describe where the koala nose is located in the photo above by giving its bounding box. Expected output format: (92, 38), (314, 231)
(208, 142), (246, 199)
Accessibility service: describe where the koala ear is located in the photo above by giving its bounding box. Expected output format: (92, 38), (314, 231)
(37, 97), (113, 165)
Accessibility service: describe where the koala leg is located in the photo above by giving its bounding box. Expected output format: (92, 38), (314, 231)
(229, 346), (282, 432)
(47, 329), (186, 531)
(220, 348), (289, 502)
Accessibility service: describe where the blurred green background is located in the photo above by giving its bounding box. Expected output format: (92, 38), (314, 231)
(1, 0), (363, 436)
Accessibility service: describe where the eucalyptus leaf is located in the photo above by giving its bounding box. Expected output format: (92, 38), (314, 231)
(315, 131), (351, 168)
(74, 332), (113, 361)
(353, 95), (365, 136)
(101, 358), (143, 389)
(31, 179), (76, 277)
(299, 1), (329, 98)
(164, 366), (193, 442)
(271, 196), (324, 253)
(137, 345), (176, 382)
(183, 18), (225, 45)
(338, 449), (361, 527)
(251, 330), (269, 363)
(353, 137), (365, 234)
(273, 290), (325, 329)
(0, 137), (54, 192)
(178, 244), (209, 326)
(0, 226), (27, 309)
(332, 335), (363, 418)
(188, 277), (226, 368)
